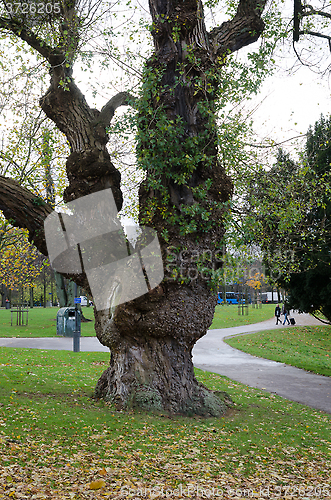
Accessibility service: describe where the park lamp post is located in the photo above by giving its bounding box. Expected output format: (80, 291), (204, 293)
(73, 283), (81, 352)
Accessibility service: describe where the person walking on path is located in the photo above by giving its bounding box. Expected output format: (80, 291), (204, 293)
(282, 304), (291, 325)
(275, 304), (282, 325)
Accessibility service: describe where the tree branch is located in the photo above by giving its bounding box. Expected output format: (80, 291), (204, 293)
(209, 0), (267, 57)
(293, 0), (302, 42)
(302, 5), (331, 20)
(94, 92), (137, 129)
(246, 134), (307, 148)
(0, 175), (52, 255)
(300, 30), (331, 42)
(0, 17), (62, 61)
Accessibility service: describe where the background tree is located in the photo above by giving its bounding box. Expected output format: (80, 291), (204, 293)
(281, 115), (331, 322)
(0, 0), (274, 415)
(243, 116), (331, 322)
(0, 220), (24, 305)
(0, 227), (47, 303)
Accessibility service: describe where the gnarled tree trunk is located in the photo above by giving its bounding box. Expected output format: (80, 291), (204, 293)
(94, 272), (232, 415)
(93, 0), (266, 415)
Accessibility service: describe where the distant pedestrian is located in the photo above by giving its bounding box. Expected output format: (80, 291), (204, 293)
(282, 304), (290, 325)
(275, 304), (281, 325)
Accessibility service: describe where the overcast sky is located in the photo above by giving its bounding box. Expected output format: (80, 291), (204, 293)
(252, 68), (330, 145)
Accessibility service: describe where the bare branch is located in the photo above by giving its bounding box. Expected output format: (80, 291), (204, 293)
(300, 30), (331, 42)
(246, 134), (307, 148)
(292, 40), (311, 66)
(0, 150), (22, 173)
(302, 5), (331, 20)
(94, 92), (137, 128)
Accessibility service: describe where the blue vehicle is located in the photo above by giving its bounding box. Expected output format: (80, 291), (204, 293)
(217, 292), (239, 304)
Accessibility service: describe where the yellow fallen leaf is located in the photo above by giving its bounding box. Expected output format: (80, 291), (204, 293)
(98, 468), (107, 476)
(89, 479), (106, 490)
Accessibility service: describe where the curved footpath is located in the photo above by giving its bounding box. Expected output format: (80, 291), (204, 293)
(193, 313), (331, 414)
(0, 313), (330, 414)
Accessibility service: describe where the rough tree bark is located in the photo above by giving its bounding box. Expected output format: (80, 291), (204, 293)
(0, 0), (267, 416)
(0, 176), (52, 255)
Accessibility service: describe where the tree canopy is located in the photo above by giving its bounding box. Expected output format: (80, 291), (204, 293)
(0, 227), (46, 291)
(284, 116), (331, 321)
(243, 115), (331, 322)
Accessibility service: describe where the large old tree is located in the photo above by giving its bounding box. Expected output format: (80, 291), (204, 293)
(0, 0), (268, 415)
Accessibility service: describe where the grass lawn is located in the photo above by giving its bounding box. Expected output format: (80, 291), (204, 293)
(224, 326), (331, 377)
(0, 303), (275, 338)
(0, 306), (95, 338)
(0, 347), (330, 498)
(210, 303), (274, 329)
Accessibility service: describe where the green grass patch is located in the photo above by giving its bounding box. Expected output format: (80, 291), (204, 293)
(0, 347), (330, 498)
(210, 303), (274, 329)
(0, 304), (275, 339)
(0, 306), (95, 337)
(224, 326), (331, 376)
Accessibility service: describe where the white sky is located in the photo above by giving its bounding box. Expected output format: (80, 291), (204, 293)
(252, 68), (331, 145)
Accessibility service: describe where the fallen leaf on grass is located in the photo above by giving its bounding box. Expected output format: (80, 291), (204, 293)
(89, 479), (106, 490)
(89, 434), (106, 440)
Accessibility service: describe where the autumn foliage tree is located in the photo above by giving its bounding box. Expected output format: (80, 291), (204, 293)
(0, 226), (46, 299)
(0, 0), (272, 415)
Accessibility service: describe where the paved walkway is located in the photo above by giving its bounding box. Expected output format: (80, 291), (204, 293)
(0, 335), (109, 352)
(0, 313), (330, 414)
(193, 313), (331, 414)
